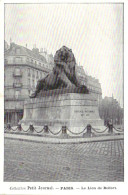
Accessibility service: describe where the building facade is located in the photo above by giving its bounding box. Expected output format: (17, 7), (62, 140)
(76, 65), (102, 106)
(4, 42), (54, 125)
(4, 42), (102, 125)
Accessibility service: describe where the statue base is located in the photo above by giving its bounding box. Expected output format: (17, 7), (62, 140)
(21, 91), (104, 129)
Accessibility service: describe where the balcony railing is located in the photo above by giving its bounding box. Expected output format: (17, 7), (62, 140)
(13, 83), (23, 88)
(13, 72), (22, 77)
(5, 95), (29, 101)
(5, 60), (51, 73)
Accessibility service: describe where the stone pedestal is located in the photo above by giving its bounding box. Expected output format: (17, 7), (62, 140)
(20, 92), (104, 130)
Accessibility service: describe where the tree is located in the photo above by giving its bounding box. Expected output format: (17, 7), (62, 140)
(99, 96), (123, 125)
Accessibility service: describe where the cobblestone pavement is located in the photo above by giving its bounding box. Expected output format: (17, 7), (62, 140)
(4, 138), (124, 182)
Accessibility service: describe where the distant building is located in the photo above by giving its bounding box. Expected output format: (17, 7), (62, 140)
(40, 48), (54, 65)
(4, 41), (102, 125)
(86, 75), (102, 106)
(76, 65), (102, 106)
(99, 96), (123, 125)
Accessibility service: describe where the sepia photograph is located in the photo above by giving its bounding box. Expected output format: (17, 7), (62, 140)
(3, 0), (124, 187)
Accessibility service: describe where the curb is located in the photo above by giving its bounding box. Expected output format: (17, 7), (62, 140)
(4, 132), (124, 144)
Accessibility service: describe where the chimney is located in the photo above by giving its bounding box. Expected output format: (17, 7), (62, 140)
(10, 42), (15, 49)
(32, 47), (39, 54)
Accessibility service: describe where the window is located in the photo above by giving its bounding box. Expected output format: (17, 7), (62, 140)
(32, 69), (35, 78)
(30, 78), (32, 87)
(16, 48), (20, 54)
(28, 68), (30, 76)
(13, 77), (22, 87)
(35, 80), (37, 87)
(14, 68), (21, 76)
(30, 69), (33, 75)
(40, 72), (42, 79)
(33, 79), (34, 87)
(28, 78), (30, 86)
(36, 71), (38, 78)
(4, 59), (8, 64)
(14, 78), (20, 84)
(15, 90), (20, 99)
(15, 57), (22, 63)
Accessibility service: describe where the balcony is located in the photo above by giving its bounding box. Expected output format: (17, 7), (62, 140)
(5, 58), (51, 74)
(13, 83), (22, 88)
(13, 71), (22, 77)
(5, 95), (29, 101)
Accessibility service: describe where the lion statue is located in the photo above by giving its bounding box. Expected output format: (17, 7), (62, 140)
(30, 46), (89, 98)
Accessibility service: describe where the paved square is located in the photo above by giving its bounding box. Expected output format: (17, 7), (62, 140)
(4, 138), (124, 182)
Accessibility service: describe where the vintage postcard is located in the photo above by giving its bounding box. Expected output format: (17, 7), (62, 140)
(0, 0), (128, 194)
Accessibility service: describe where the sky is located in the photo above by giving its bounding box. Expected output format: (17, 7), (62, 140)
(5, 3), (123, 107)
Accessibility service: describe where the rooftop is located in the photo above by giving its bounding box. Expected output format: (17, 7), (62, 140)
(5, 42), (47, 63)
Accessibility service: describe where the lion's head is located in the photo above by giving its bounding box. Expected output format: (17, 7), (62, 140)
(54, 46), (76, 78)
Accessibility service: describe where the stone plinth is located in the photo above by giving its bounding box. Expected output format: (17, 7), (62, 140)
(21, 92), (103, 128)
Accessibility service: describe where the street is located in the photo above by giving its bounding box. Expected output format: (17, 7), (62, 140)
(4, 138), (124, 182)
